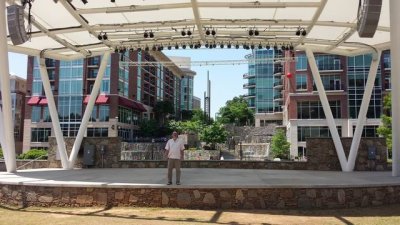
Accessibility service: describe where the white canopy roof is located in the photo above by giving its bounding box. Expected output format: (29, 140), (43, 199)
(5, 0), (391, 60)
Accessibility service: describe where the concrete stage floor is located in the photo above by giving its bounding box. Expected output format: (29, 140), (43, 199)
(1, 168), (400, 188)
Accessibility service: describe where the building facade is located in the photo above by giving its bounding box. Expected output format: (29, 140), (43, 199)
(0, 75), (26, 154)
(192, 96), (201, 110)
(23, 51), (183, 152)
(245, 49), (391, 158)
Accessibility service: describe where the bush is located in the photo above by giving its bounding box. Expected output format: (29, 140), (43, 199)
(18, 149), (48, 160)
(0, 148), (3, 159)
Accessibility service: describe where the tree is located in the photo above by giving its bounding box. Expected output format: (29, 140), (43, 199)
(270, 129), (290, 159)
(199, 122), (228, 149)
(0, 148), (3, 159)
(139, 119), (159, 137)
(217, 96), (254, 126)
(377, 93), (392, 157)
(153, 100), (175, 125)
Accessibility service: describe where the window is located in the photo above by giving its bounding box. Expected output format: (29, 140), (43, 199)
(312, 74), (342, 91)
(315, 55), (341, 71)
(352, 125), (379, 137)
(296, 54), (307, 70)
(31, 128), (51, 142)
(99, 105), (109, 122)
(297, 101), (341, 119)
(298, 126), (342, 142)
(296, 74), (307, 90)
(31, 106), (41, 122)
(87, 128), (108, 137)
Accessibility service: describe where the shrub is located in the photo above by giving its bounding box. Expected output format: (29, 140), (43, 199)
(18, 149), (48, 160)
(0, 148), (3, 159)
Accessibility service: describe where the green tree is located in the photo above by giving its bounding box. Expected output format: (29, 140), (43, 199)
(139, 119), (159, 137)
(199, 122), (228, 149)
(153, 100), (175, 125)
(217, 96), (254, 126)
(0, 148), (3, 159)
(270, 129), (290, 159)
(377, 93), (392, 156)
(191, 109), (206, 123)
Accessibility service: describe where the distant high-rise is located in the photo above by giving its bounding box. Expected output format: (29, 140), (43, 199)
(192, 96), (201, 110)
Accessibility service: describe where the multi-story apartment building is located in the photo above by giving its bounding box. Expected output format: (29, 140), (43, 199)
(245, 49), (391, 158)
(0, 75), (26, 154)
(169, 56), (197, 111)
(192, 96), (201, 110)
(23, 51), (184, 152)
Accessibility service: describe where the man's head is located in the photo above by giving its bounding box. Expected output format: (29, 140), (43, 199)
(172, 131), (178, 140)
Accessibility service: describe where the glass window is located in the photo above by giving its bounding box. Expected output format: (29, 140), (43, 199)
(87, 128), (108, 137)
(31, 128), (51, 142)
(296, 54), (307, 70)
(298, 126), (342, 142)
(296, 74), (307, 90)
(31, 106), (41, 122)
(99, 105), (109, 122)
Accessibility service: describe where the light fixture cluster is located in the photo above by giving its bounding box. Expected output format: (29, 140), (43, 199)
(97, 32), (108, 40)
(114, 42), (294, 53)
(181, 29), (192, 36)
(143, 31), (154, 38)
(205, 28), (216, 36)
(296, 27), (307, 36)
(248, 29), (259, 36)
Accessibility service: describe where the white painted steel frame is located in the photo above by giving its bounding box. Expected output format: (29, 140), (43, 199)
(0, 1), (17, 173)
(306, 48), (348, 171)
(390, 0), (400, 176)
(68, 51), (110, 169)
(346, 51), (381, 172)
(38, 57), (69, 169)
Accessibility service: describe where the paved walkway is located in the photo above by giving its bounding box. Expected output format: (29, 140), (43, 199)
(1, 168), (400, 188)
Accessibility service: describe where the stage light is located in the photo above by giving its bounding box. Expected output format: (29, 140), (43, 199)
(254, 30), (259, 36)
(301, 29), (307, 36)
(289, 44), (294, 51)
(182, 44), (187, 49)
(273, 44), (278, 50)
(168, 45), (172, 50)
(143, 32), (148, 38)
(82, 0), (88, 4)
(220, 44), (224, 48)
(266, 44), (270, 50)
(211, 30), (216, 36)
(160, 46), (164, 51)
(114, 48), (118, 53)
(205, 29), (210, 35)
(281, 45), (286, 51)
(137, 48), (142, 52)
(258, 44), (262, 49)
(249, 30), (254, 36)
(295, 28), (301, 36)
(145, 46), (149, 51)
(235, 44), (239, 49)
(175, 44), (179, 49)
(227, 43), (232, 48)
(189, 44), (194, 49)
(187, 30), (192, 36)
(111, 0), (115, 2)
(97, 34), (102, 40)
(213, 43), (217, 48)
(152, 46), (156, 51)
(181, 30), (186, 36)
(149, 31), (154, 38)
(102, 33), (108, 40)
(205, 43), (209, 48)
(250, 44), (255, 49)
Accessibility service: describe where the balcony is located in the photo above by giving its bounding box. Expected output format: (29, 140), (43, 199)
(243, 73), (255, 79)
(273, 80), (283, 89)
(312, 83), (344, 92)
(243, 82), (256, 89)
(273, 94), (283, 101)
(243, 93), (256, 99)
(87, 57), (100, 67)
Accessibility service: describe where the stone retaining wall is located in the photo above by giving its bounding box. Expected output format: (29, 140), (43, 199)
(1, 184), (399, 209)
(0, 160), (58, 172)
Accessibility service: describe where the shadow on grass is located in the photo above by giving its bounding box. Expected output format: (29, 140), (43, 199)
(2, 204), (400, 225)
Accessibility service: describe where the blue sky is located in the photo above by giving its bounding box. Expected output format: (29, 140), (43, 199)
(8, 49), (251, 117)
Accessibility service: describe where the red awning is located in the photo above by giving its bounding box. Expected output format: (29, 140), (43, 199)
(27, 96), (40, 105)
(134, 102), (147, 112)
(95, 95), (109, 104)
(83, 95), (90, 105)
(38, 98), (48, 105)
(118, 97), (146, 112)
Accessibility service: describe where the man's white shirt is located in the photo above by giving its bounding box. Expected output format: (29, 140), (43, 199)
(165, 138), (185, 159)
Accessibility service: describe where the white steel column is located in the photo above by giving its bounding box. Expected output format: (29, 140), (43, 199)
(305, 48), (348, 171)
(0, 1), (17, 173)
(390, 0), (400, 176)
(346, 51), (381, 171)
(68, 52), (110, 169)
(38, 57), (69, 169)
(0, 108), (9, 162)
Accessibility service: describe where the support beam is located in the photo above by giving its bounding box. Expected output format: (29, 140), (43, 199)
(190, 0), (206, 43)
(390, 0), (400, 176)
(0, 1), (17, 173)
(296, 0), (328, 45)
(38, 57), (69, 169)
(305, 48), (348, 171)
(68, 51), (111, 169)
(0, 108), (9, 163)
(346, 51), (381, 172)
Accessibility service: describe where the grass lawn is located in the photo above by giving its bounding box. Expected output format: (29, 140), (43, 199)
(1, 204), (400, 225)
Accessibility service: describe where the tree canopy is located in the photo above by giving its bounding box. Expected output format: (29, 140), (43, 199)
(217, 96), (254, 126)
(199, 122), (228, 149)
(153, 100), (175, 125)
(270, 129), (290, 159)
(377, 93), (392, 156)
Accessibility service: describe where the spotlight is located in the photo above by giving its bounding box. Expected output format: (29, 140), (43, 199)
(249, 30), (254, 36)
(209, 44), (213, 49)
(250, 44), (255, 49)
(254, 30), (259, 36)
(149, 31), (154, 38)
(168, 45), (172, 50)
(175, 44), (179, 49)
(181, 30), (186, 36)
(111, 0), (115, 2)
(114, 48), (118, 53)
(266, 44), (270, 50)
(145, 46), (149, 51)
(258, 44), (262, 49)
(213, 43), (216, 48)
(152, 46), (156, 51)
(97, 34), (102, 40)
(220, 44), (224, 48)
(81, 0), (88, 4)
(102, 33), (108, 40)
(235, 44), (240, 49)
(289, 44), (294, 51)
(143, 32), (149, 38)
(273, 44), (278, 50)
(157, 46), (162, 51)
(137, 48), (142, 52)
(187, 30), (192, 36)
(227, 43), (232, 48)
(205, 29), (210, 35)
(197, 43), (202, 48)
(189, 44), (194, 49)
(281, 45), (286, 51)
(301, 29), (307, 36)
(211, 30), (216, 36)
(182, 44), (186, 49)
(295, 28), (301, 36)
(194, 45), (198, 49)
(205, 43), (209, 48)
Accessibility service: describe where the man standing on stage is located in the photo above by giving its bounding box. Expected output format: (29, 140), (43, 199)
(165, 131), (185, 185)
